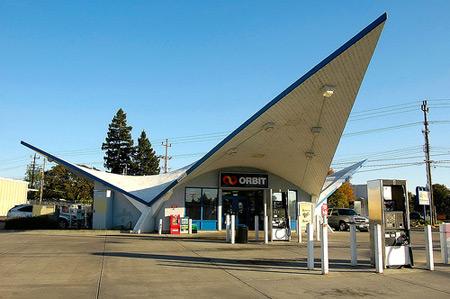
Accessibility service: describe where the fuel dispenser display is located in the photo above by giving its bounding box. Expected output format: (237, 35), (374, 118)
(271, 192), (290, 241)
(368, 179), (413, 268)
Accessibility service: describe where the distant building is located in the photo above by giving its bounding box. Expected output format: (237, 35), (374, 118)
(0, 177), (28, 217)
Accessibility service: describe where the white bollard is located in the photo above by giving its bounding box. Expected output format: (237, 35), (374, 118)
(425, 225), (434, 271)
(440, 224), (449, 264)
(297, 216), (302, 243)
(307, 223), (314, 270)
(350, 224), (357, 266)
(255, 215), (259, 241)
(315, 215), (321, 241)
(158, 219), (163, 235)
(321, 217), (329, 275)
(225, 214), (230, 242)
(188, 219), (192, 235)
(374, 224), (383, 273)
(231, 215), (236, 244)
(264, 216), (269, 244)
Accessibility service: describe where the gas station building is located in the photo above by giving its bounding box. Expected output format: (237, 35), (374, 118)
(21, 14), (386, 234)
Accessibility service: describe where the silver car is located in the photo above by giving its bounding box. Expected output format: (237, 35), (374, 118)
(328, 208), (369, 231)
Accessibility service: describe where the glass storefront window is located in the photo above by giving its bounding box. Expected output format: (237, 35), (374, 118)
(202, 188), (218, 220)
(185, 188), (201, 220)
(185, 187), (218, 221)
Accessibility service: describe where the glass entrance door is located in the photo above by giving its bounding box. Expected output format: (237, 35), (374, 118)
(222, 190), (264, 229)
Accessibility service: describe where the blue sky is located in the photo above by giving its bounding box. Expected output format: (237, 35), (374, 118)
(1, 1), (449, 190)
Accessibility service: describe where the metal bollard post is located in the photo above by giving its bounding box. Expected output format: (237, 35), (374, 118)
(440, 224), (449, 264)
(350, 224), (357, 266)
(321, 217), (329, 275)
(225, 214), (230, 242)
(297, 216), (302, 243)
(425, 225), (434, 271)
(374, 224), (383, 273)
(315, 215), (321, 241)
(158, 219), (163, 235)
(255, 215), (259, 241)
(307, 223), (314, 270)
(188, 219), (192, 235)
(231, 215), (235, 244)
(264, 216), (269, 244)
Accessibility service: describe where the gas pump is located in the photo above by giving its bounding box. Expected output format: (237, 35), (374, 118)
(272, 191), (290, 241)
(368, 179), (413, 268)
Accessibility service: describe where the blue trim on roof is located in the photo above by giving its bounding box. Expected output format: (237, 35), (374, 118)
(150, 13), (387, 205)
(20, 141), (151, 207)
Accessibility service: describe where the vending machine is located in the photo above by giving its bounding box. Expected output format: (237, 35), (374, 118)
(169, 214), (181, 235)
(367, 179), (413, 268)
(271, 191), (290, 241)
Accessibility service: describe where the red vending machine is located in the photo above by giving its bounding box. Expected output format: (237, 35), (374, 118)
(169, 214), (181, 235)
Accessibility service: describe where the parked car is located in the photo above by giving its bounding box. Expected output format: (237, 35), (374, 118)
(328, 208), (369, 231)
(6, 204), (33, 219)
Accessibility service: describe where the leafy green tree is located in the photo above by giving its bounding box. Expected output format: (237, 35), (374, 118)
(328, 182), (354, 208)
(433, 183), (450, 218)
(43, 165), (94, 203)
(132, 130), (160, 175)
(102, 109), (135, 174)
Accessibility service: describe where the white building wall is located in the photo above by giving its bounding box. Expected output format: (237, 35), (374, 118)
(0, 177), (28, 216)
(93, 182), (141, 230)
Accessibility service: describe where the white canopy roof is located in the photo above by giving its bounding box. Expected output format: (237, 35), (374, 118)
(21, 13), (386, 207)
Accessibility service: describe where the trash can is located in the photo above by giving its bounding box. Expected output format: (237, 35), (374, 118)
(236, 225), (248, 243)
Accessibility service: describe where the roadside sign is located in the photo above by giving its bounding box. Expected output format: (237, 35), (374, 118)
(418, 190), (430, 206)
(321, 204), (328, 217)
(416, 186), (430, 206)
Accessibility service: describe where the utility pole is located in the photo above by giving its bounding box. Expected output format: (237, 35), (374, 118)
(421, 100), (436, 225)
(161, 139), (172, 174)
(30, 153), (38, 189)
(39, 157), (46, 204)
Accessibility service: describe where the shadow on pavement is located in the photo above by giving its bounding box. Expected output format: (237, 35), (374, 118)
(92, 251), (374, 274)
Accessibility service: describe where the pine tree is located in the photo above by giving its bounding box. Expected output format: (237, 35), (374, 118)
(132, 130), (160, 175)
(102, 109), (135, 174)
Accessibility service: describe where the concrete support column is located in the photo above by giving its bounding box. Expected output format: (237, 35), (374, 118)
(321, 216), (329, 275)
(158, 219), (163, 235)
(297, 215), (302, 243)
(307, 223), (314, 270)
(255, 215), (259, 241)
(425, 225), (435, 271)
(231, 214), (235, 244)
(374, 224), (383, 273)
